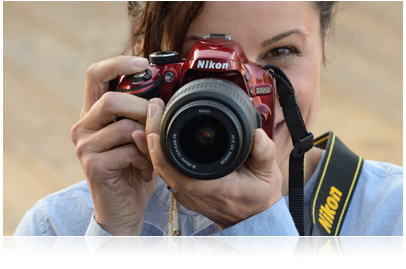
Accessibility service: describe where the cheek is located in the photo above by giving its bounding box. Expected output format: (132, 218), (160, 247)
(294, 71), (320, 131)
(273, 60), (321, 166)
(287, 61), (321, 131)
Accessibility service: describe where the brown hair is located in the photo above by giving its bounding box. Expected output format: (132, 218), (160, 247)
(126, 1), (204, 56)
(126, 1), (336, 57)
(314, 1), (337, 42)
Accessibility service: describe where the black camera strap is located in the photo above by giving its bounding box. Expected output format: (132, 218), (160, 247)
(263, 64), (314, 236)
(310, 132), (363, 236)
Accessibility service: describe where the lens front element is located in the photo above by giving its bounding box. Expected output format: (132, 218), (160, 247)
(180, 115), (228, 164)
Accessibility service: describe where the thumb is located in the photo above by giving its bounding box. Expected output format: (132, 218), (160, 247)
(246, 128), (277, 178)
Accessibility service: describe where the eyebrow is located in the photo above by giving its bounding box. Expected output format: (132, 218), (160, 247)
(184, 30), (308, 47)
(261, 29), (308, 48)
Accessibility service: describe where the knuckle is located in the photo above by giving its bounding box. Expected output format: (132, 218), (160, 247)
(74, 139), (88, 159)
(70, 122), (80, 145)
(99, 91), (118, 113)
(86, 62), (100, 81)
(112, 55), (122, 66)
(71, 118), (94, 159)
(116, 119), (135, 134)
(111, 55), (125, 77)
(81, 154), (101, 179)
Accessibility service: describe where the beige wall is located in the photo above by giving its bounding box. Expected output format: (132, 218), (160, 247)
(3, 2), (403, 235)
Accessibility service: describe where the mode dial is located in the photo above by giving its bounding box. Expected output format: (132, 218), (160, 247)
(149, 51), (180, 65)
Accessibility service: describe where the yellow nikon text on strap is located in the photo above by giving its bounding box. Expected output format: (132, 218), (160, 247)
(310, 132), (363, 236)
(318, 186), (342, 234)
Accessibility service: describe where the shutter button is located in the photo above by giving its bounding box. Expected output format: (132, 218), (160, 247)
(132, 69), (152, 82)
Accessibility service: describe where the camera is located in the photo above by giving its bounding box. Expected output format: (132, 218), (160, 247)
(114, 34), (275, 179)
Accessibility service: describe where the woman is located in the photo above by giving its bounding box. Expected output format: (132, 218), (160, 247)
(15, 1), (402, 236)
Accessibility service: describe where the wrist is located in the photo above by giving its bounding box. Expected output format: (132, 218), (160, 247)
(215, 193), (282, 229)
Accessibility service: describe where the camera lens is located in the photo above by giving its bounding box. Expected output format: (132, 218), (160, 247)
(180, 115), (228, 164)
(160, 78), (261, 180)
(164, 99), (243, 177)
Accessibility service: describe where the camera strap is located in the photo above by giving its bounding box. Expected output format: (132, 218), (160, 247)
(310, 132), (363, 235)
(263, 64), (314, 236)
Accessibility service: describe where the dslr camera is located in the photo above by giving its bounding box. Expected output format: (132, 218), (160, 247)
(114, 34), (275, 179)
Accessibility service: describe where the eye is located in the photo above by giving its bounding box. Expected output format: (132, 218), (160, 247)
(261, 46), (299, 62)
(269, 47), (298, 58)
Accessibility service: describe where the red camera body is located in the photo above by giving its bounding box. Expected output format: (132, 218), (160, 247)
(116, 34), (275, 139)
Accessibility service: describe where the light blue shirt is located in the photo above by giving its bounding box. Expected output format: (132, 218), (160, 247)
(14, 150), (403, 236)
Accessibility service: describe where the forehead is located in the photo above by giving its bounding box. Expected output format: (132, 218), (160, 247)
(185, 1), (320, 47)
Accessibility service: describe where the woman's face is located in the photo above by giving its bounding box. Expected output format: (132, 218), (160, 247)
(182, 1), (324, 170)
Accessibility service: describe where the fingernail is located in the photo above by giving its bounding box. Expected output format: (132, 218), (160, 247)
(131, 58), (149, 68)
(147, 134), (155, 151)
(258, 130), (269, 151)
(148, 103), (156, 119)
(150, 98), (162, 105)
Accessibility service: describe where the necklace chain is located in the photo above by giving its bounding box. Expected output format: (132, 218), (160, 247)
(168, 192), (179, 236)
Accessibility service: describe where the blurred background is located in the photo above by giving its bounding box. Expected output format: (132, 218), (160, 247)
(3, 2), (403, 235)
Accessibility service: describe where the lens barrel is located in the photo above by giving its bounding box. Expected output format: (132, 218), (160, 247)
(160, 78), (261, 180)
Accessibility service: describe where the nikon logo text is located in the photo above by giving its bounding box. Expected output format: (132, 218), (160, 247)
(197, 60), (229, 70)
(318, 186), (342, 234)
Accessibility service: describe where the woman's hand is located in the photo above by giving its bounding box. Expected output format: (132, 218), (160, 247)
(71, 56), (159, 235)
(145, 98), (283, 228)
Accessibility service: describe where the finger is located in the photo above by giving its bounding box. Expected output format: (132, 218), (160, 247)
(81, 91), (149, 131)
(82, 119), (145, 153)
(245, 129), (277, 180)
(83, 56), (149, 116)
(132, 129), (149, 160)
(99, 143), (154, 182)
(131, 97), (166, 159)
(149, 97), (166, 110)
(145, 98), (166, 137)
